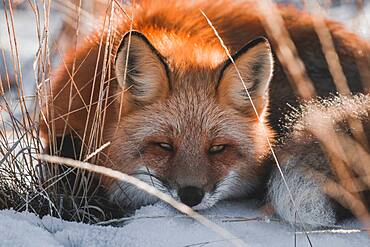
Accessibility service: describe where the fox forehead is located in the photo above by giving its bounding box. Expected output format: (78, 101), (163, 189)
(126, 90), (251, 145)
(147, 32), (226, 69)
(119, 64), (258, 141)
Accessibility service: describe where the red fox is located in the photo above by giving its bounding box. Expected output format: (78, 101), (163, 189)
(40, 0), (370, 227)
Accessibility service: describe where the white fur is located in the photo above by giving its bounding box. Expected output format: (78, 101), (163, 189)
(193, 170), (254, 210)
(109, 168), (254, 210)
(268, 160), (336, 228)
(109, 167), (164, 208)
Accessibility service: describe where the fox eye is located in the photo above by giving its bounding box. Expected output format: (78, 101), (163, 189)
(156, 142), (174, 152)
(209, 144), (226, 154)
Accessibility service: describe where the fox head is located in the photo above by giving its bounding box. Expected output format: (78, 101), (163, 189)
(105, 31), (274, 209)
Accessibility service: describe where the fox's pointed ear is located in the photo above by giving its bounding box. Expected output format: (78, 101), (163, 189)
(115, 31), (170, 106)
(217, 37), (273, 117)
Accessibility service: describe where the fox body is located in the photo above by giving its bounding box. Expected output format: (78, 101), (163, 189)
(40, 0), (370, 226)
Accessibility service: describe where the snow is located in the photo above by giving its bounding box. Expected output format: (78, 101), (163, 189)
(0, 200), (369, 247)
(0, 7), (63, 96)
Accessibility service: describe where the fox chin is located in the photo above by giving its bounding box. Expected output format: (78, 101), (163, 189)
(108, 168), (262, 210)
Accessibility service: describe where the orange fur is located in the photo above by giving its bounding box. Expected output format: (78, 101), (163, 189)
(40, 0), (369, 209)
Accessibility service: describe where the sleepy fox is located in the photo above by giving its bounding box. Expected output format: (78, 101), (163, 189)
(39, 0), (370, 227)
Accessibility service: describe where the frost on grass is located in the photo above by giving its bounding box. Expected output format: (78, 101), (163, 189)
(269, 94), (370, 229)
(283, 94), (370, 138)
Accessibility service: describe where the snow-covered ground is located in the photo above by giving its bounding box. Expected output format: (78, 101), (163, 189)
(1, 200), (369, 247)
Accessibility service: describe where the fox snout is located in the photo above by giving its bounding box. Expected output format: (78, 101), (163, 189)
(167, 154), (218, 208)
(178, 186), (205, 207)
(172, 168), (216, 208)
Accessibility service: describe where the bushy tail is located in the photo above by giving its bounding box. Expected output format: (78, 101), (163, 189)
(268, 93), (370, 228)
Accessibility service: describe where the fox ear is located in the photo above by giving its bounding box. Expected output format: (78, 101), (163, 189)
(115, 31), (170, 106)
(217, 37), (273, 117)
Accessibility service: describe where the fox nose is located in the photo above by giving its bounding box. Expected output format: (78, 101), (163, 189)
(178, 186), (204, 207)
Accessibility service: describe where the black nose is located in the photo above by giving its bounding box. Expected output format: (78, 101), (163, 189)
(178, 186), (204, 207)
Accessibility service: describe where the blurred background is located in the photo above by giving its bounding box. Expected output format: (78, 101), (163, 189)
(0, 0), (369, 110)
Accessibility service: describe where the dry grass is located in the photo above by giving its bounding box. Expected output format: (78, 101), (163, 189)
(0, 1), (369, 244)
(0, 0), (123, 223)
(256, 0), (370, 235)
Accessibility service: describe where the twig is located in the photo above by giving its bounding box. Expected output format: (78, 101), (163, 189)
(36, 154), (248, 247)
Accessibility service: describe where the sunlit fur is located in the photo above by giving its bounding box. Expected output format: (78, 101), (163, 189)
(40, 0), (370, 227)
